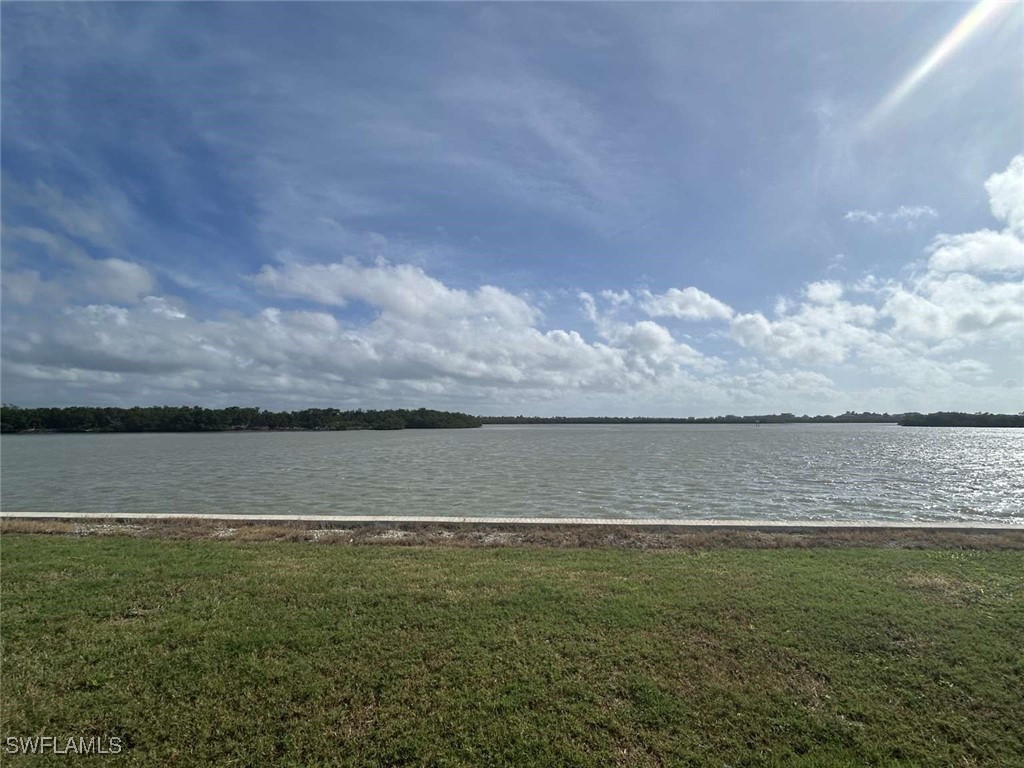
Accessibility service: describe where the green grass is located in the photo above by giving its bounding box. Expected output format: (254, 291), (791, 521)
(2, 535), (1022, 767)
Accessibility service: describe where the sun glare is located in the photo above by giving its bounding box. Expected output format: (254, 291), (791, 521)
(862, 0), (1012, 131)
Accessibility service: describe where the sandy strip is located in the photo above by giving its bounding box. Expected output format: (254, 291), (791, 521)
(3, 511), (1023, 550)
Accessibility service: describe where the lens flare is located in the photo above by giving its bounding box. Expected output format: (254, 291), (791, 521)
(862, 0), (1012, 131)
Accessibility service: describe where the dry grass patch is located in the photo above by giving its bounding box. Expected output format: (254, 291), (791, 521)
(904, 572), (989, 606)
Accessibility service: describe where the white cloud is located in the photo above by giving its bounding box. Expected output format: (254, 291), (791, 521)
(729, 297), (878, 366)
(881, 289), (946, 339)
(892, 205), (938, 222)
(985, 154), (1024, 237)
(5, 226), (89, 262)
(142, 296), (188, 319)
(639, 287), (734, 321)
(4, 225), (155, 303)
(926, 230), (1024, 274)
(3, 256), (725, 410)
(805, 280), (844, 304)
(844, 210), (882, 225)
(79, 258), (156, 303)
(729, 278), (881, 366)
(253, 259), (539, 327)
(579, 290), (718, 374)
(731, 245), (1022, 369)
(925, 157), (1024, 274)
(826, 253), (847, 275)
(883, 272), (1024, 340)
(717, 367), (839, 406)
(603, 319), (710, 374)
(844, 205), (938, 227)
(4, 180), (125, 249)
(599, 289), (633, 307)
(1, 269), (54, 306)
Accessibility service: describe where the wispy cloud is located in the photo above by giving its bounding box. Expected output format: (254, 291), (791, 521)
(844, 205), (938, 227)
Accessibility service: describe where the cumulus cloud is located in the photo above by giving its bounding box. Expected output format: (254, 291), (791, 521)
(579, 290), (719, 374)
(804, 280), (844, 304)
(920, 155), (1024, 276)
(986, 154), (1024, 237)
(639, 286), (734, 320)
(253, 260), (540, 327)
(3, 260), (723, 411)
(729, 297), (878, 365)
(599, 289), (633, 307)
(926, 230), (1024, 274)
(733, 157), (1024, 376)
(883, 272), (1024, 340)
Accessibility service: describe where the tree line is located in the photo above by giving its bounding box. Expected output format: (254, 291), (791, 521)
(0, 406), (483, 433)
(482, 411), (1024, 426)
(480, 412), (904, 425)
(2, 406), (1020, 433)
(897, 412), (1024, 428)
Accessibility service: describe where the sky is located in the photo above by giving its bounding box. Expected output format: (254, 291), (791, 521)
(1, 1), (1022, 416)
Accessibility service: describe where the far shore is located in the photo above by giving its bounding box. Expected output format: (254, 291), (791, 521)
(5, 405), (1024, 433)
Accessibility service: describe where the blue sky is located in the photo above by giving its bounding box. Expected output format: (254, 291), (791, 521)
(2, 1), (1022, 415)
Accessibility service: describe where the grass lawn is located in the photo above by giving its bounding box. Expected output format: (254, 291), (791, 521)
(2, 534), (1022, 766)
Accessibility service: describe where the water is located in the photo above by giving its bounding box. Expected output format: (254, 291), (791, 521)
(1, 424), (1021, 523)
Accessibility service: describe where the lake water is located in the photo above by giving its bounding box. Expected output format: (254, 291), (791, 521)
(1, 424), (1021, 524)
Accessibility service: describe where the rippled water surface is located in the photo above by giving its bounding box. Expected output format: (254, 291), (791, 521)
(2, 425), (1021, 523)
